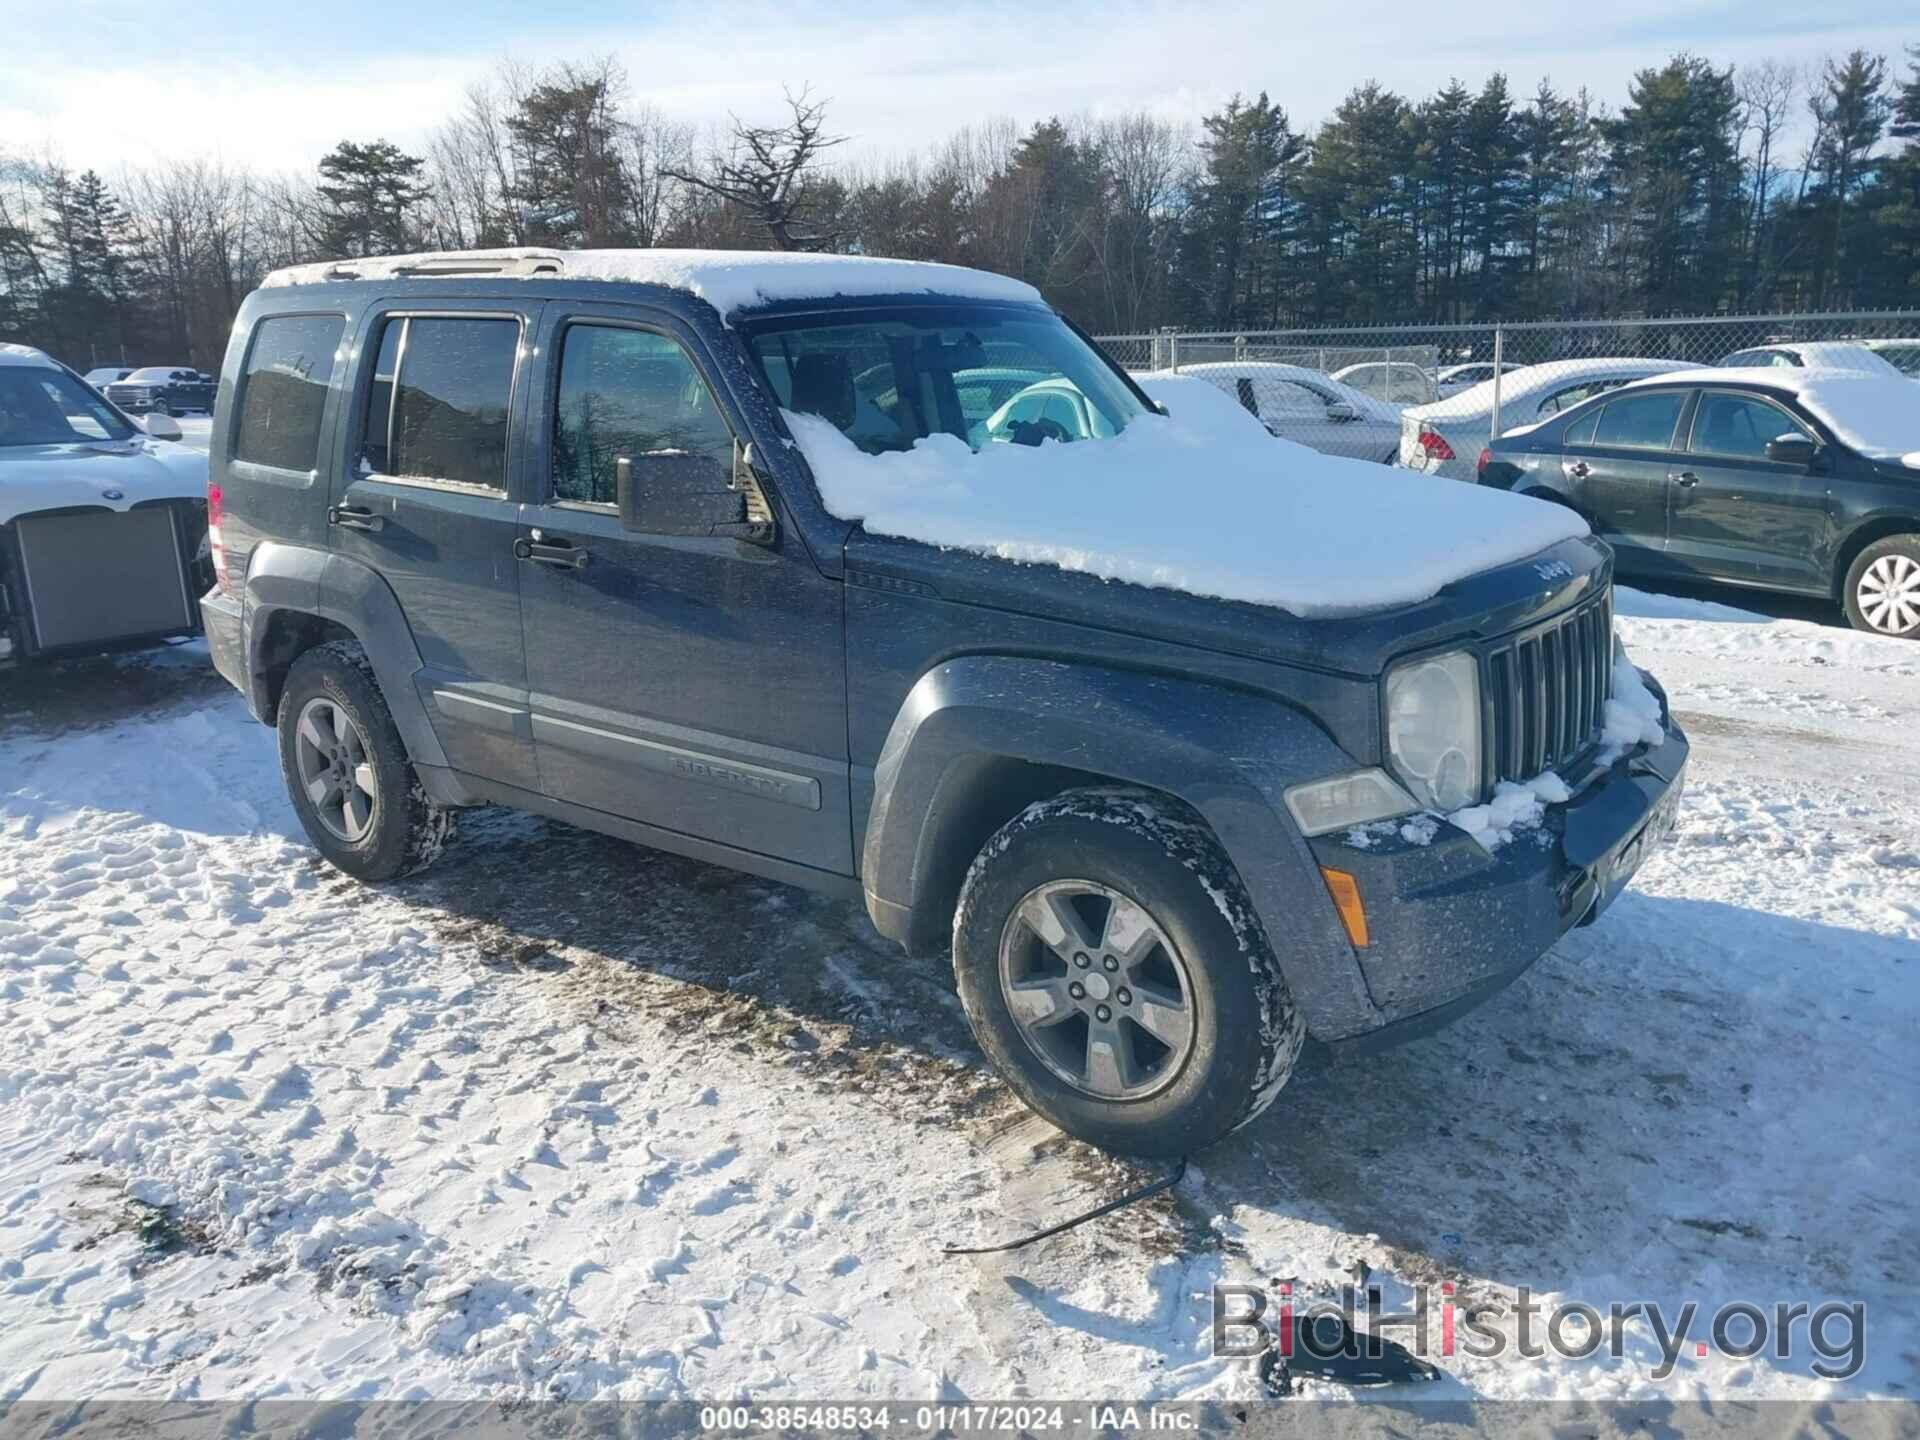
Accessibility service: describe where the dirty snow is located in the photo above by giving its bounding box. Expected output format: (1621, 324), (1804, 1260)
(787, 373), (1587, 617)
(2, 593), (1918, 1408)
(261, 248), (1042, 316)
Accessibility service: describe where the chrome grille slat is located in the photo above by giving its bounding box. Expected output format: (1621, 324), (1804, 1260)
(1486, 592), (1612, 790)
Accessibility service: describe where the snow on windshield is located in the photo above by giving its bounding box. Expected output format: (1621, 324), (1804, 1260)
(1790, 372), (1920, 465)
(786, 370), (1589, 617)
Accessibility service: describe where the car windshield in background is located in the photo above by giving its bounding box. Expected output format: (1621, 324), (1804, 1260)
(0, 368), (138, 446)
(743, 305), (1148, 455)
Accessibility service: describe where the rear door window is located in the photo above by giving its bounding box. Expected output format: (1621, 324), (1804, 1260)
(360, 315), (519, 489)
(1592, 391), (1686, 451)
(234, 314), (345, 472)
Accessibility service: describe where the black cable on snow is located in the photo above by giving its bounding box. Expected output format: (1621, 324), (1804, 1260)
(941, 1156), (1188, 1256)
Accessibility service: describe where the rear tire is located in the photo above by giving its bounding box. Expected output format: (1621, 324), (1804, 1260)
(277, 640), (454, 881)
(1843, 536), (1920, 638)
(952, 787), (1304, 1157)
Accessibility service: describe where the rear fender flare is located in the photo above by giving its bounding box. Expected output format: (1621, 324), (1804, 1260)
(862, 654), (1384, 1039)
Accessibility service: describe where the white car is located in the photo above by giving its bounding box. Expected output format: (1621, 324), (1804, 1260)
(0, 344), (209, 664)
(1717, 341), (1904, 377)
(1399, 357), (1694, 481)
(1174, 362), (1403, 461)
(1434, 361), (1519, 399)
(1861, 339), (1920, 380)
(1330, 361), (1436, 408)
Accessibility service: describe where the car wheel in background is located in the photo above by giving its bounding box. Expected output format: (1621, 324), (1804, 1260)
(951, 786), (1305, 1157)
(276, 639), (455, 880)
(1843, 536), (1920, 639)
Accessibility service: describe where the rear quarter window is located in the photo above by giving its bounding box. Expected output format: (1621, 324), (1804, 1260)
(234, 314), (346, 472)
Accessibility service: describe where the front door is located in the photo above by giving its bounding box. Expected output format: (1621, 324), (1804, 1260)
(516, 305), (852, 877)
(1561, 387), (1689, 576)
(1667, 388), (1829, 591)
(327, 302), (540, 791)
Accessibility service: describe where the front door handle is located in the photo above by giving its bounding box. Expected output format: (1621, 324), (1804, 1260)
(1673, 471), (1701, 488)
(1568, 461), (1590, 479)
(514, 536), (590, 569)
(327, 504), (385, 533)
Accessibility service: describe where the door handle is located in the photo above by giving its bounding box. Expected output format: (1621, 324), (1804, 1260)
(327, 504), (385, 533)
(1673, 471), (1700, 488)
(1568, 461), (1590, 479)
(514, 536), (590, 569)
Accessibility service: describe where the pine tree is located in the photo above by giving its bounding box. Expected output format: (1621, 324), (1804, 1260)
(317, 140), (431, 257)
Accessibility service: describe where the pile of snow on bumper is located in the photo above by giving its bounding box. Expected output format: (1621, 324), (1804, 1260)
(786, 373), (1588, 617)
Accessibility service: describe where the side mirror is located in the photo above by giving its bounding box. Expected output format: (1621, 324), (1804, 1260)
(1325, 402), (1359, 422)
(142, 413), (183, 442)
(1765, 435), (1819, 467)
(616, 451), (768, 541)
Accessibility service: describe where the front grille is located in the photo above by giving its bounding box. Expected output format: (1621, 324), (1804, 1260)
(106, 385), (148, 406)
(1486, 591), (1613, 782)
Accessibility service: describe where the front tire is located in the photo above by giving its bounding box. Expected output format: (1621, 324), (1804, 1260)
(952, 787), (1304, 1157)
(277, 640), (454, 881)
(1843, 536), (1920, 638)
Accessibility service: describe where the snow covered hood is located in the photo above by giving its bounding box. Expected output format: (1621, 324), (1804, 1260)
(0, 439), (207, 525)
(789, 371), (1589, 618)
(1624, 367), (1920, 467)
(261, 247), (1043, 317)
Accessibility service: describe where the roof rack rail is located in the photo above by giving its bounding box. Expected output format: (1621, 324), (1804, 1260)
(387, 256), (565, 278)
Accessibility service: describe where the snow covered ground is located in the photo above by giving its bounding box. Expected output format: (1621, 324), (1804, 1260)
(0, 590), (1915, 1409)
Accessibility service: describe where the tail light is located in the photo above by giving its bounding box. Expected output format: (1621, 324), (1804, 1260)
(206, 481), (231, 594)
(1416, 426), (1456, 463)
(1476, 447), (1492, 478)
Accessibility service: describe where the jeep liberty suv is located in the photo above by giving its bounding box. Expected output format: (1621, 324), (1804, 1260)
(201, 248), (1687, 1157)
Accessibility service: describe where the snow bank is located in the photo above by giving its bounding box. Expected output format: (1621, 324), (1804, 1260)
(262, 248), (1042, 316)
(787, 371), (1588, 617)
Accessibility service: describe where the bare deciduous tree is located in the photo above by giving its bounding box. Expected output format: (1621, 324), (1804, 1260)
(663, 88), (847, 250)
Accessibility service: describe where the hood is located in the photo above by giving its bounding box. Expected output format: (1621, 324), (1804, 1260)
(0, 439), (207, 525)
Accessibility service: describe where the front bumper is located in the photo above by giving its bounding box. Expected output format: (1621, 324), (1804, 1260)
(1310, 713), (1688, 1047)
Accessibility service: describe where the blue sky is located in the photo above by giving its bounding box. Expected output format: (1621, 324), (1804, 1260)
(0, 0), (1909, 175)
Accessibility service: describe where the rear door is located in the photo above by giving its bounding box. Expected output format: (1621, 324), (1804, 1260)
(515, 301), (852, 875)
(1667, 388), (1829, 590)
(327, 300), (540, 790)
(1560, 388), (1689, 574)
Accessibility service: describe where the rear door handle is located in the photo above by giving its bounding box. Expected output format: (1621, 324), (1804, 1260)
(327, 504), (385, 533)
(1673, 471), (1700, 488)
(514, 536), (590, 569)
(1568, 461), (1590, 479)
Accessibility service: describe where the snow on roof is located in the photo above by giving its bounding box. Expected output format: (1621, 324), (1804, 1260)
(1624, 366), (1920, 466)
(261, 247), (1044, 317)
(0, 343), (56, 369)
(1753, 341), (1902, 375)
(785, 368), (1587, 618)
(1405, 358), (1691, 420)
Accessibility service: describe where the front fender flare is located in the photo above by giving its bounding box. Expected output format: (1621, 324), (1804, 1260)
(862, 654), (1384, 1040)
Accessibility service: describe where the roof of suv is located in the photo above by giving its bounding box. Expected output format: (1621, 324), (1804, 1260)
(261, 247), (1045, 319)
(0, 343), (57, 369)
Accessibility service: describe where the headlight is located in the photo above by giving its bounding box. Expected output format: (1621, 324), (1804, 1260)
(1385, 649), (1483, 811)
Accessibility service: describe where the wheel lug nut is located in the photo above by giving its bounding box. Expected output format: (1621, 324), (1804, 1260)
(1068, 981), (1085, 1000)
(1074, 952), (1091, 969)
(1095, 1004), (1112, 1022)
(1117, 987), (1132, 1005)
(1102, 955), (1119, 972)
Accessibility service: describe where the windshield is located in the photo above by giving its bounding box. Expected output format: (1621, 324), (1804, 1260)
(743, 304), (1148, 455)
(0, 367), (138, 446)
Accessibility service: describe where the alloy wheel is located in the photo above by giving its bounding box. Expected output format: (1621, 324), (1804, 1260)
(293, 696), (379, 843)
(997, 879), (1197, 1100)
(1857, 553), (1920, 635)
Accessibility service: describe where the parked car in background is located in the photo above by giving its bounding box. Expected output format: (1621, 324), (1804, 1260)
(1331, 360), (1435, 407)
(82, 366), (134, 388)
(105, 365), (217, 415)
(1716, 340), (1903, 376)
(0, 343), (208, 665)
(1400, 358), (1693, 482)
(1478, 367), (1920, 637)
(1434, 361), (1517, 398)
(1862, 339), (1920, 379)
(198, 246), (1685, 1158)
(1177, 361), (1402, 461)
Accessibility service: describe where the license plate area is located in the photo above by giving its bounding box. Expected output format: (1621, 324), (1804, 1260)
(1593, 771), (1684, 914)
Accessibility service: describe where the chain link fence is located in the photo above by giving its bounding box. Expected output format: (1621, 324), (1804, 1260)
(1095, 313), (1920, 479)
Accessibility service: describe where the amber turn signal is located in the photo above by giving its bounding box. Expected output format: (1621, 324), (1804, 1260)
(1319, 866), (1370, 949)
